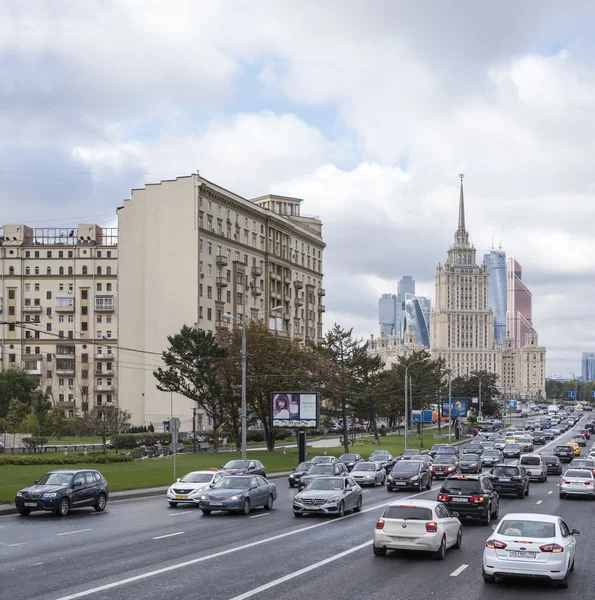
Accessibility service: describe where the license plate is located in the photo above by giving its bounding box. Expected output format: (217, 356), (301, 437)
(509, 550), (536, 558)
(209, 502), (223, 506)
(175, 495), (188, 500)
(24, 502), (37, 507)
(451, 498), (468, 503)
(499, 478), (511, 482)
(392, 536), (413, 541)
(395, 482), (407, 486)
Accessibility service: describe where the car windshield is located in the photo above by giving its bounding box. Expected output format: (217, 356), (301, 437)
(441, 479), (480, 493)
(570, 461), (592, 468)
(435, 456), (456, 464)
(460, 456), (477, 462)
(306, 478), (344, 491)
(403, 450), (421, 456)
(498, 520), (556, 538)
(565, 470), (593, 478)
(383, 506), (433, 520)
(296, 462), (313, 471)
(436, 447), (456, 454)
(36, 473), (74, 486)
(312, 456), (334, 463)
(431, 445), (446, 451)
(308, 465), (334, 474)
(340, 455), (358, 461)
(505, 444), (520, 449)
(483, 451), (500, 456)
(224, 460), (249, 469)
(212, 477), (250, 489)
(354, 463), (375, 471)
(392, 462), (419, 473)
(180, 473), (213, 483)
(493, 466), (520, 477)
(543, 456), (558, 464)
(520, 457), (540, 465)
(556, 446), (571, 451)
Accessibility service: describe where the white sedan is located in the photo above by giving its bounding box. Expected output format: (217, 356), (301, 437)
(167, 470), (227, 507)
(483, 513), (579, 588)
(373, 499), (462, 560)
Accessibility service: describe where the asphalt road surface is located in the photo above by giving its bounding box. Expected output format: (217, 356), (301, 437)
(1, 415), (593, 600)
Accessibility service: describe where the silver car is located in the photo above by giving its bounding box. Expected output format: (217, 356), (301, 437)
(560, 468), (595, 499)
(350, 462), (386, 487)
(293, 476), (363, 518)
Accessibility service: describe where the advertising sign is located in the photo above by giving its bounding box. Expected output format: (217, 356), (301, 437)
(568, 391), (575, 398)
(271, 392), (320, 429)
(440, 398), (468, 418)
(509, 399), (518, 409)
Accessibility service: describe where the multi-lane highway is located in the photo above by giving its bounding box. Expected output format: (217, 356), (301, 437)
(1, 416), (594, 600)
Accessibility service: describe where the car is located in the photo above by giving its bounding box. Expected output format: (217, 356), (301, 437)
(408, 455), (434, 470)
(531, 431), (546, 445)
(568, 441), (581, 456)
(519, 455), (547, 482)
(288, 462), (315, 488)
(431, 455), (460, 479)
(373, 499), (462, 559)
(479, 441), (496, 451)
(299, 462), (348, 490)
(463, 442), (483, 455)
(429, 444), (448, 458)
(554, 445), (575, 462)
(435, 445), (460, 458)
(543, 455), (563, 475)
(493, 438), (507, 450)
(551, 427), (562, 436)
(310, 455), (339, 465)
(489, 463), (530, 498)
(222, 459), (267, 477)
(502, 443), (522, 459)
(338, 453), (363, 471)
(588, 446), (595, 458)
(586, 423), (595, 433)
(400, 449), (422, 460)
(560, 468), (595, 499)
(516, 436), (534, 453)
(568, 458), (595, 475)
(15, 469), (108, 517)
(167, 469), (228, 506)
(293, 476), (362, 518)
(573, 435), (587, 447)
(350, 461), (386, 486)
(199, 475), (277, 515)
(482, 513), (578, 587)
(368, 450), (396, 473)
(387, 460), (432, 492)
(542, 429), (555, 440)
(459, 454), (482, 473)
(481, 449), (503, 468)
(437, 474), (499, 525)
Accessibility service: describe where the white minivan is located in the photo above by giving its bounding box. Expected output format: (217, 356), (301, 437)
(519, 454), (548, 482)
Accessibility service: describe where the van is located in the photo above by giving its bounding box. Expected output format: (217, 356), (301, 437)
(520, 454), (547, 482)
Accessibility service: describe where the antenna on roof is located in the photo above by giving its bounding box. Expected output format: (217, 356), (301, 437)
(491, 234), (494, 250)
(499, 226), (504, 250)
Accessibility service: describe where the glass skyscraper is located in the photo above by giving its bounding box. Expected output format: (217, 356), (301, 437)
(396, 275), (415, 340)
(484, 249), (507, 345)
(403, 293), (431, 348)
(506, 257), (536, 349)
(378, 293), (397, 338)
(582, 352), (595, 382)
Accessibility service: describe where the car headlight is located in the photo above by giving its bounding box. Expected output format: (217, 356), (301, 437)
(365, 475), (373, 479)
(294, 495), (303, 504)
(289, 474), (295, 478)
(229, 495), (241, 500)
(42, 493), (57, 498)
(410, 476), (419, 481)
(16, 491), (23, 497)
(326, 496), (341, 503)
(200, 495), (207, 500)
(189, 488), (204, 496)
(387, 475), (394, 481)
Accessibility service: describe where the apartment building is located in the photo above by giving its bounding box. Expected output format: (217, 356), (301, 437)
(0, 223), (118, 415)
(118, 174), (325, 428)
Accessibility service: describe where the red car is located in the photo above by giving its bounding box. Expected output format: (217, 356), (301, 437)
(579, 429), (591, 440)
(431, 456), (460, 479)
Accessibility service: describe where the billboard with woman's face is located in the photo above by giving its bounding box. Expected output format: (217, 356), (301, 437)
(271, 392), (320, 429)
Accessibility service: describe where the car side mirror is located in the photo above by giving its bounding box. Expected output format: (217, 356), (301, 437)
(74, 481), (83, 487)
(571, 529), (580, 535)
(209, 483), (214, 488)
(492, 524), (497, 531)
(176, 478), (181, 482)
(34, 480), (39, 485)
(452, 512), (459, 518)
(250, 484), (258, 490)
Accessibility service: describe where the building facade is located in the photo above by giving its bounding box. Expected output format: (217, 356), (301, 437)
(403, 293), (431, 348)
(484, 249), (507, 345)
(378, 293), (397, 338)
(506, 257), (536, 349)
(368, 326), (427, 368)
(0, 224), (118, 416)
(396, 275), (415, 340)
(118, 174), (325, 428)
(582, 352), (595, 382)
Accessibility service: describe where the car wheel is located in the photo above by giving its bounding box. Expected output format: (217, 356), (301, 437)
(373, 544), (387, 557)
(354, 495), (362, 513)
(453, 527), (462, 549)
(289, 482), (295, 488)
(558, 572), (569, 589)
(264, 494), (274, 510)
(560, 493), (565, 499)
(241, 498), (251, 516)
(433, 536), (446, 560)
(168, 502), (178, 508)
(418, 481), (423, 492)
(293, 512), (302, 517)
(481, 509), (491, 526)
(525, 484), (530, 497)
(337, 501), (345, 518)
(56, 497), (70, 517)
(94, 493), (107, 512)
(491, 501), (499, 520)
(426, 477), (432, 490)
(387, 486), (393, 492)
(201, 509), (211, 515)
(17, 507), (30, 516)
(482, 570), (495, 584)
(570, 558), (575, 572)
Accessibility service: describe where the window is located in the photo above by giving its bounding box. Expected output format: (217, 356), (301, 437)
(25, 251), (30, 258)
(97, 266), (102, 275)
(59, 266), (64, 275)
(96, 394), (103, 406)
(46, 291), (52, 300)
(25, 266), (30, 275)
(46, 370), (52, 379)
(81, 306), (88, 315)
(67, 331), (73, 339)
(9, 267), (14, 275)
(106, 331), (112, 338)
(207, 286), (212, 299)
(207, 264), (212, 276)
(207, 308), (212, 320)
(207, 242), (212, 255)
(81, 354), (88, 363)
(34, 283), (40, 291)
(59, 331), (64, 338)
(59, 315), (64, 323)
(81, 290), (88, 300)
(46, 267), (51, 275)
(81, 322), (88, 331)
(68, 283), (73, 292)
(46, 353), (52, 362)
(106, 266), (111, 275)
(8, 307), (14, 315)
(97, 315), (102, 323)
(106, 394), (112, 403)
(82, 266), (88, 275)
(107, 251), (111, 258)
(9, 353), (15, 362)
(59, 378), (65, 386)
(97, 283), (102, 291)
(46, 323), (52, 331)
(106, 283), (112, 291)
(82, 370), (88, 379)
(8, 289), (15, 299)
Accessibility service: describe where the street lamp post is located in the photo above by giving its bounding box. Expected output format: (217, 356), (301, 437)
(224, 306), (283, 460)
(404, 357), (430, 450)
(470, 373), (489, 418)
(439, 368), (453, 443)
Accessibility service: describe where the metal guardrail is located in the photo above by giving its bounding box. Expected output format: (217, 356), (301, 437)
(1, 444), (106, 455)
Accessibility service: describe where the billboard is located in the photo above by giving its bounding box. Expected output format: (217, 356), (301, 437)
(413, 410), (434, 423)
(440, 398), (468, 418)
(271, 392), (320, 429)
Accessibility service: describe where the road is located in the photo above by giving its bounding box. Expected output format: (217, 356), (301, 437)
(0, 415), (593, 600)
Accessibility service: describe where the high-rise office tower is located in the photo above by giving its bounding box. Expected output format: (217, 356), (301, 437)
(396, 275), (415, 340)
(582, 352), (595, 382)
(403, 293), (431, 347)
(506, 257), (536, 349)
(378, 293), (397, 338)
(484, 249), (507, 345)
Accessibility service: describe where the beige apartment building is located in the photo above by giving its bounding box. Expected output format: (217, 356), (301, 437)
(118, 174), (325, 428)
(0, 224), (118, 416)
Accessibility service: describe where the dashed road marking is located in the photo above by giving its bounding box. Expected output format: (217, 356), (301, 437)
(56, 529), (92, 537)
(152, 531), (185, 540)
(249, 513), (271, 519)
(536, 500), (543, 504)
(450, 564), (469, 577)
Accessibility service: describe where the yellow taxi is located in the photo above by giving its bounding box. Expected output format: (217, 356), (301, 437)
(568, 440), (581, 456)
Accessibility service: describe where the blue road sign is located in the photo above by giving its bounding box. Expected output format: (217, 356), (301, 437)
(568, 391), (575, 398)
(591, 391), (595, 398)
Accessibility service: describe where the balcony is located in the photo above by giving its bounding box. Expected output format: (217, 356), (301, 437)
(295, 298), (304, 306)
(270, 291), (282, 300)
(95, 368), (113, 376)
(283, 312), (291, 321)
(24, 360), (41, 375)
(96, 385), (114, 392)
(284, 274), (292, 284)
(216, 277), (228, 287)
(95, 302), (114, 312)
(250, 285), (262, 296)
(293, 280), (304, 289)
(22, 305), (42, 313)
(95, 353), (114, 360)
(294, 331), (304, 341)
(251, 266), (263, 277)
(318, 288), (326, 296)
(57, 401), (76, 409)
(0, 298), (3, 312)
(55, 303), (75, 312)
(56, 368), (75, 376)
(216, 255), (228, 267)
(270, 272), (280, 281)
(318, 304), (326, 313)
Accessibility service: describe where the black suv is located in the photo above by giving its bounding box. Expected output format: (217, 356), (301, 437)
(338, 453), (363, 472)
(437, 475), (499, 525)
(489, 463), (530, 498)
(387, 460), (432, 492)
(531, 431), (546, 445)
(299, 462), (348, 490)
(553, 445), (574, 463)
(15, 469), (108, 517)
(543, 455), (563, 475)
(288, 461), (314, 488)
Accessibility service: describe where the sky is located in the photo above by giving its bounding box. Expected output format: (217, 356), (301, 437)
(1, 0), (595, 377)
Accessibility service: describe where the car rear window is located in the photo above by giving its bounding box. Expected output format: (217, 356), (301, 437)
(565, 470), (593, 478)
(384, 506), (433, 520)
(543, 456), (558, 464)
(520, 457), (540, 465)
(441, 479), (480, 493)
(498, 519), (555, 538)
(493, 466), (520, 477)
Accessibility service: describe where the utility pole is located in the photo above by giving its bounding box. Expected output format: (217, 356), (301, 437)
(193, 406), (197, 454)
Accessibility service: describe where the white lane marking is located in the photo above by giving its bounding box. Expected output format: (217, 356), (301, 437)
(249, 513), (270, 519)
(557, 484), (560, 487)
(31, 562), (44, 566)
(0, 541), (30, 547)
(536, 500), (543, 504)
(450, 564), (469, 577)
(52, 487), (439, 600)
(548, 491), (553, 494)
(227, 540), (372, 600)
(56, 529), (92, 537)
(152, 532), (185, 540)
(169, 512), (195, 517)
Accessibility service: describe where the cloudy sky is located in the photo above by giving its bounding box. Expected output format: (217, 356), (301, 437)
(2, 0), (595, 377)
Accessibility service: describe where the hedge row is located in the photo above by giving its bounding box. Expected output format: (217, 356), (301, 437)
(0, 454), (134, 466)
(117, 432), (180, 449)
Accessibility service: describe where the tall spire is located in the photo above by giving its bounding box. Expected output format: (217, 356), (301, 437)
(458, 173), (465, 231)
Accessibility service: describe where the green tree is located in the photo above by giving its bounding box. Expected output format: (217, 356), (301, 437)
(0, 369), (39, 419)
(154, 326), (228, 451)
(83, 405), (131, 463)
(450, 370), (501, 416)
(5, 397), (29, 432)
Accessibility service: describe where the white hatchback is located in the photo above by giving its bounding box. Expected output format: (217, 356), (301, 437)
(167, 470), (227, 506)
(483, 513), (579, 588)
(373, 499), (462, 560)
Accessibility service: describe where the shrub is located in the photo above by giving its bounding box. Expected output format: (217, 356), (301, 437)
(22, 437), (49, 452)
(378, 426), (388, 437)
(117, 432), (180, 449)
(0, 454), (133, 465)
